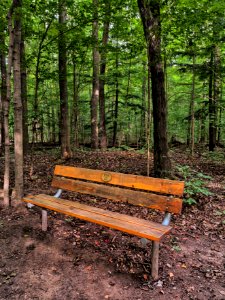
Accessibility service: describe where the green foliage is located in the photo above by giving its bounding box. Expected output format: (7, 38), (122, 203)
(176, 165), (213, 205)
(204, 151), (225, 162)
(1, 0), (225, 147)
(172, 245), (182, 252)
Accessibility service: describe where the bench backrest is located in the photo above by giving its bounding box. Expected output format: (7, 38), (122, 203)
(52, 165), (184, 214)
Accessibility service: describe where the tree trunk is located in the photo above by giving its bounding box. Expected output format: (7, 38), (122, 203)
(186, 102), (191, 147)
(147, 59), (152, 176)
(190, 55), (196, 156)
(51, 107), (56, 144)
(13, 0), (24, 201)
(2, 3), (15, 206)
(200, 88), (207, 144)
(213, 45), (220, 146)
(112, 47), (119, 147)
(99, 1), (110, 150)
(91, 0), (100, 149)
(138, 0), (171, 178)
(33, 21), (52, 144)
(58, 0), (72, 158)
(125, 54), (132, 146)
(72, 57), (79, 148)
(0, 34), (7, 158)
(209, 48), (215, 151)
(140, 61), (147, 146)
(21, 33), (29, 153)
(217, 82), (222, 145)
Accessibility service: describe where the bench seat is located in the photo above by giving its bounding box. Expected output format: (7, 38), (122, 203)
(23, 194), (172, 241)
(23, 165), (184, 279)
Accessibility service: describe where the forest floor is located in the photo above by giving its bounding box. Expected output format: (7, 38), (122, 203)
(0, 147), (224, 300)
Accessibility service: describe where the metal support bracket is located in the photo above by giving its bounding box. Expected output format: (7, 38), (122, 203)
(162, 212), (171, 226)
(54, 189), (63, 198)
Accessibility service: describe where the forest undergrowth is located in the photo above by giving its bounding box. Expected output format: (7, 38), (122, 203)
(0, 147), (224, 300)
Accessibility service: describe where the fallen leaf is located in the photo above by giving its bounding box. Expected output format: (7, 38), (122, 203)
(85, 265), (92, 271)
(181, 263), (187, 269)
(143, 274), (148, 281)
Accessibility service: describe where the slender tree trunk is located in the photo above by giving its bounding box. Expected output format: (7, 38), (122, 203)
(147, 60), (152, 176)
(72, 57), (79, 148)
(112, 47), (119, 147)
(186, 103), (191, 147)
(0, 35), (7, 158)
(91, 0), (100, 149)
(138, 0), (171, 178)
(217, 83), (222, 144)
(47, 105), (51, 143)
(140, 61), (147, 146)
(190, 55), (196, 156)
(3, 4), (15, 206)
(125, 55), (132, 146)
(200, 94), (207, 144)
(33, 21), (52, 144)
(99, 1), (110, 150)
(13, 0), (24, 201)
(213, 45), (220, 146)
(21, 33), (29, 153)
(58, 0), (72, 158)
(209, 48), (215, 151)
(52, 107), (56, 144)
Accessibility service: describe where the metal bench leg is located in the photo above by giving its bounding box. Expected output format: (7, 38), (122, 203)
(42, 209), (48, 231)
(151, 241), (159, 279)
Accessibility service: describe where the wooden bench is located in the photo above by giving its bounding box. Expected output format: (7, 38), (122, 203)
(22, 165), (184, 279)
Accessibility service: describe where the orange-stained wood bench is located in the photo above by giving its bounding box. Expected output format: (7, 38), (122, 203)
(23, 165), (184, 279)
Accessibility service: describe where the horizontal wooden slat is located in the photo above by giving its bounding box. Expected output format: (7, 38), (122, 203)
(52, 176), (182, 214)
(54, 165), (184, 196)
(23, 194), (171, 241)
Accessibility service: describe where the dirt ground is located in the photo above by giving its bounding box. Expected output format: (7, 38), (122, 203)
(0, 148), (224, 300)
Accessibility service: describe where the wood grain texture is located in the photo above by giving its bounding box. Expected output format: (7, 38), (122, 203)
(23, 194), (172, 241)
(54, 165), (184, 196)
(52, 176), (182, 214)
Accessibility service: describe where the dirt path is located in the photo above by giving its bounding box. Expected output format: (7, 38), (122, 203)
(0, 149), (224, 299)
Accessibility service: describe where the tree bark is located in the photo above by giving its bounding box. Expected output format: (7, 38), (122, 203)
(33, 21), (52, 144)
(200, 91), (207, 144)
(125, 54), (132, 146)
(21, 32), (29, 153)
(13, 0), (24, 201)
(91, 0), (100, 149)
(213, 45), (220, 147)
(147, 59), (152, 176)
(3, 3), (15, 206)
(72, 57), (79, 148)
(112, 46), (119, 147)
(58, 0), (72, 158)
(209, 48), (215, 151)
(138, 0), (171, 178)
(217, 82), (222, 145)
(0, 34), (7, 157)
(140, 61), (147, 146)
(190, 55), (196, 156)
(99, 1), (110, 150)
